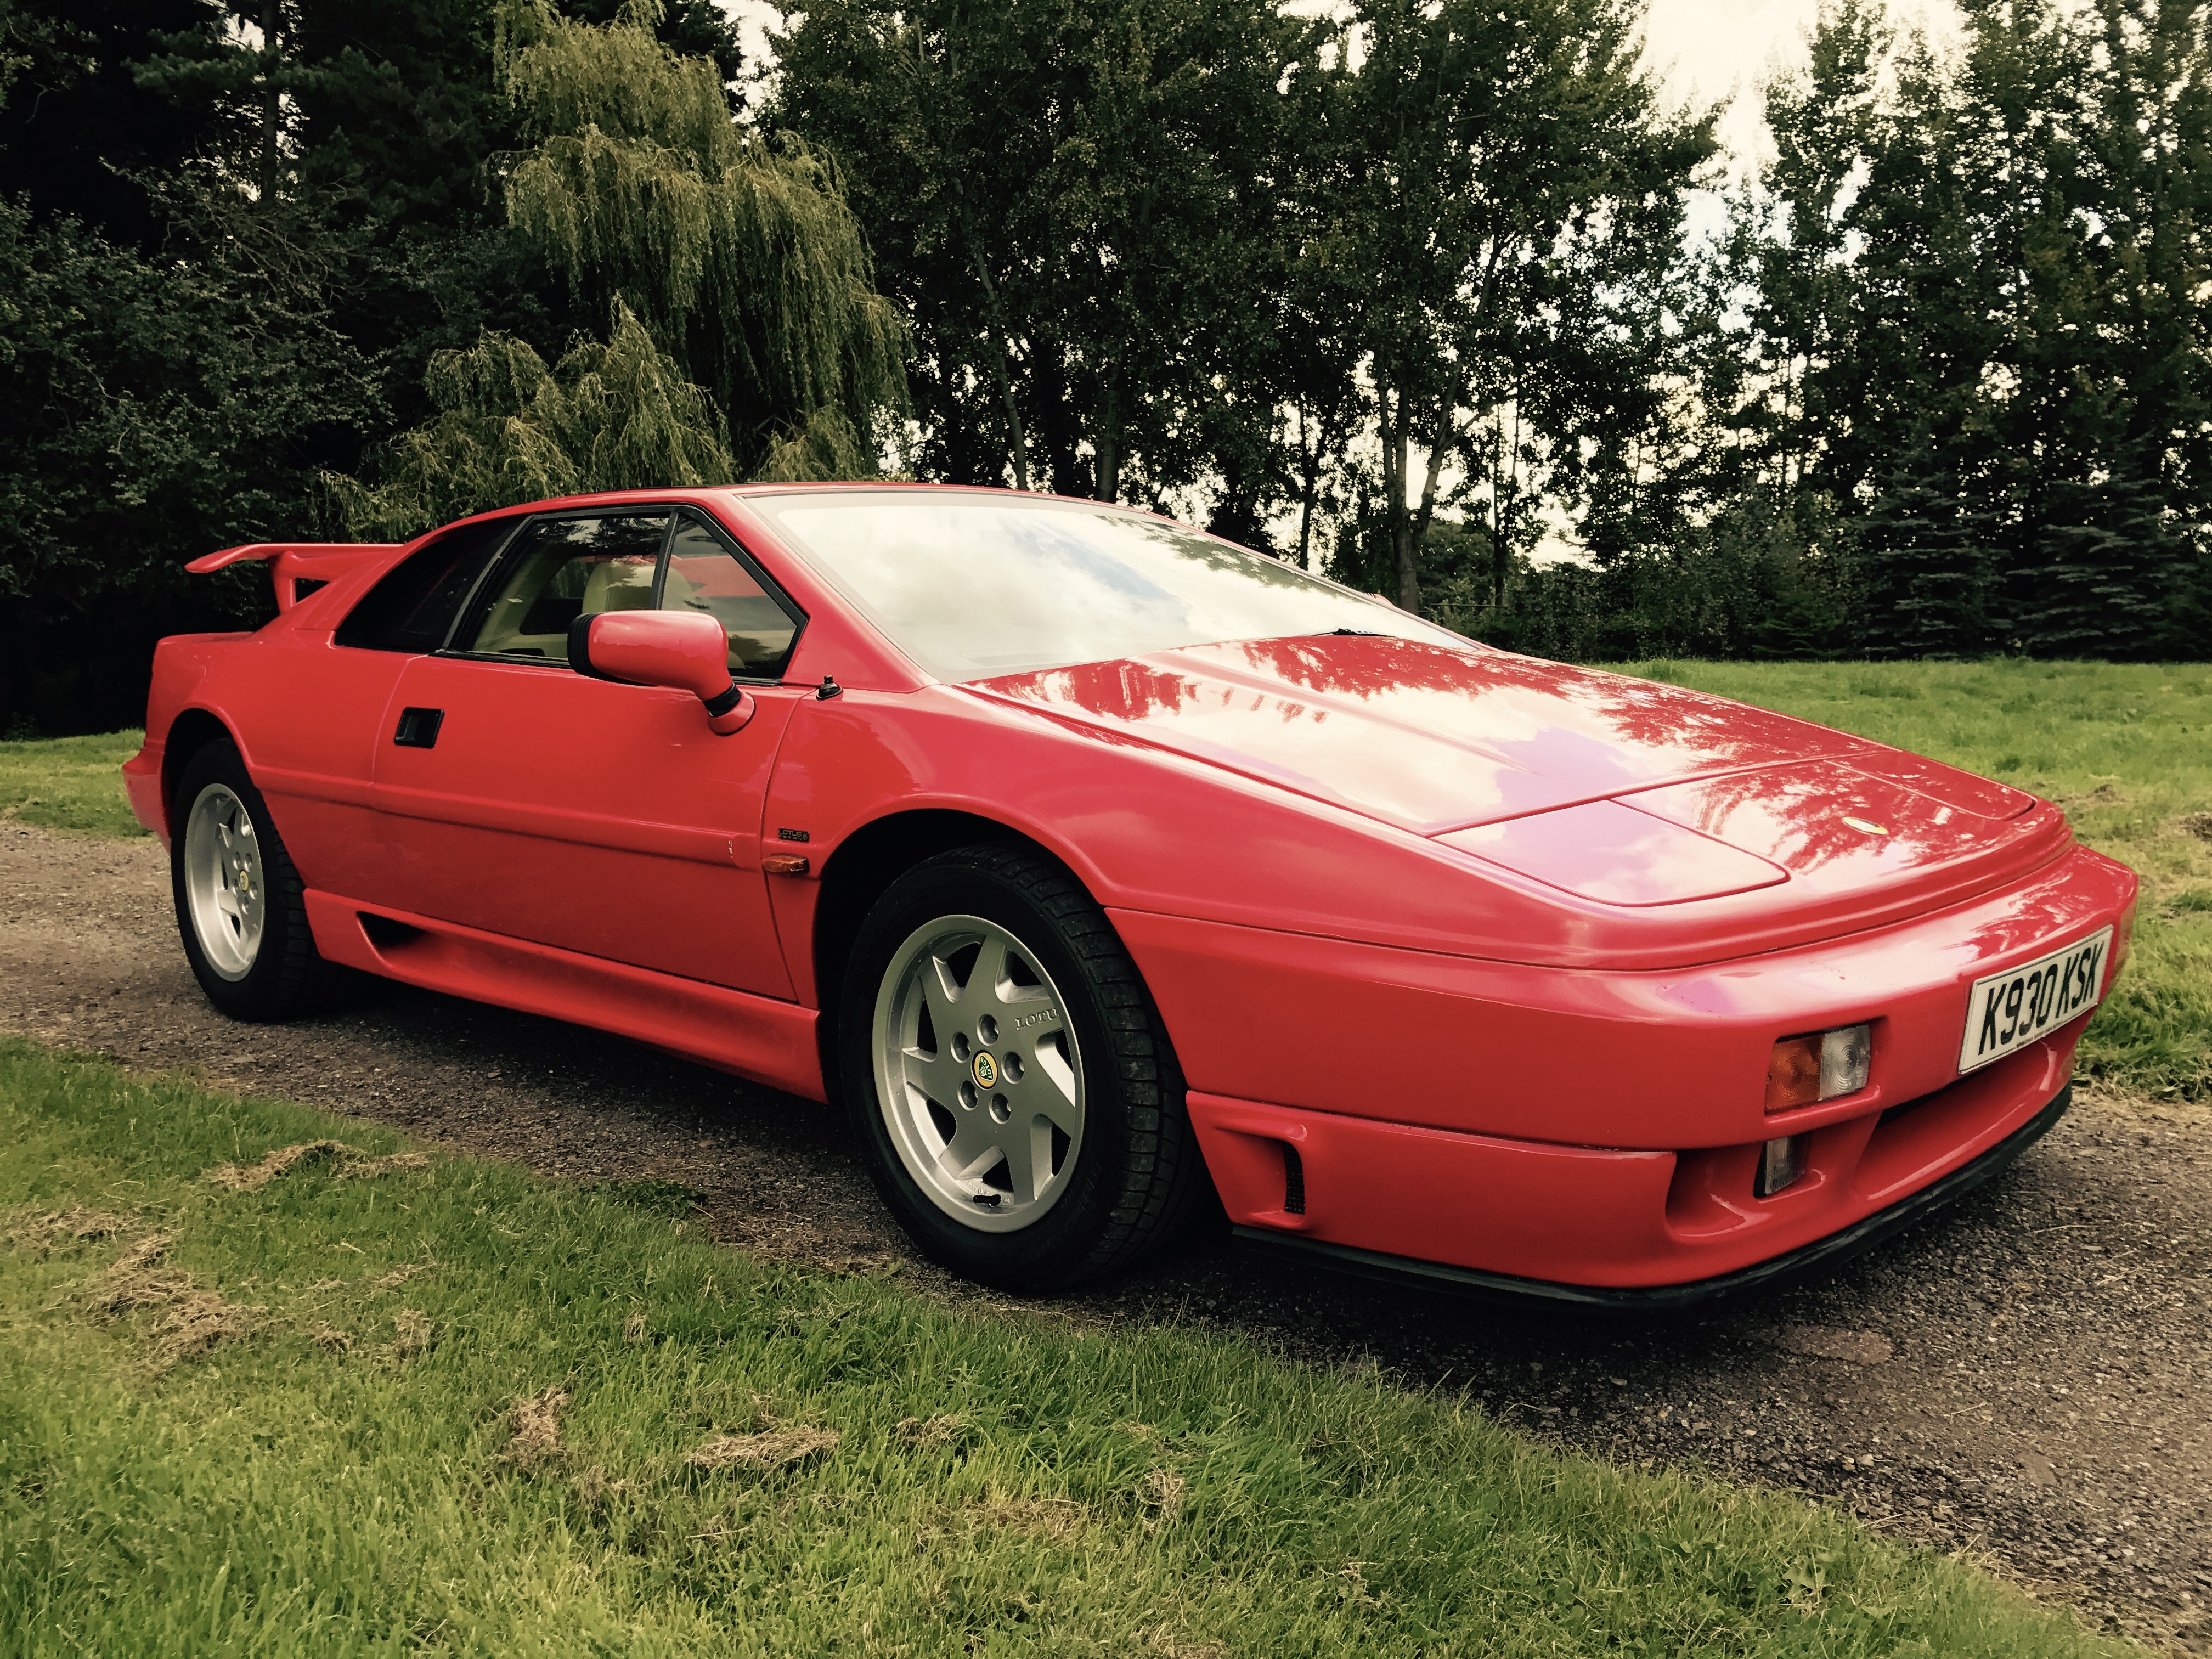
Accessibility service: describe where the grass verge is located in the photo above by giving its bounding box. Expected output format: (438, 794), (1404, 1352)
(0, 1039), (2140, 1656)
(0, 729), (148, 837)
(1604, 661), (2211, 1100)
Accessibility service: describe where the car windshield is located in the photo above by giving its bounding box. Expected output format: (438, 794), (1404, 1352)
(750, 491), (1469, 681)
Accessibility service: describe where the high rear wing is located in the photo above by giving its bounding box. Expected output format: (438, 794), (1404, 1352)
(186, 541), (403, 613)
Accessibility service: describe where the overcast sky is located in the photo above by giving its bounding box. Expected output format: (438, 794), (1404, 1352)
(1644, 0), (1963, 171)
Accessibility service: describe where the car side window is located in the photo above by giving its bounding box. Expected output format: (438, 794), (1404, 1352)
(459, 512), (673, 660)
(333, 515), (519, 652)
(661, 513), (805, 681)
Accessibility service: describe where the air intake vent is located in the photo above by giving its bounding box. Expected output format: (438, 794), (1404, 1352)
(357, 911), (424, 951)
(1281, 1142), (1306, 1215)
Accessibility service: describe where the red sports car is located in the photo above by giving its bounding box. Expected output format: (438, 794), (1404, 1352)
(125, 486), (2137, 1302)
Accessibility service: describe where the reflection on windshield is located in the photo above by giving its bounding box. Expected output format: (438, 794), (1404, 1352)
(752, 492), (1467, 681)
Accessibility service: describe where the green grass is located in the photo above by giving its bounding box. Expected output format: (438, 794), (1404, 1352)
(0, 729), (148, 837)
(0, 1041), (2138, 1657)
(9, 658), (2208, 1095)
(1605, 661), (2212, 1100)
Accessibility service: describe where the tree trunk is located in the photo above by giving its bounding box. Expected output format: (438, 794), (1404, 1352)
(1409, 371), (1460, 585)
(1392, 465), (1419, 614)
(1027, 346), (1085, 495)
(1093, 371), (1121, 503)
(1295, 404), (1322, 572)
(259, 0), (281, 202)
(1092, 186), (1152, 505)
(960, 212), (1030, 492)
(1488, 398), (1521, 611)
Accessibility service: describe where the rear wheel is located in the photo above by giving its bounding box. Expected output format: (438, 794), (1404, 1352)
(172, 738), (345, 1020)
(840, 844), (1208, 1290)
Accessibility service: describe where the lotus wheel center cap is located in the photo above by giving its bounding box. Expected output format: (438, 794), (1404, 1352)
(972, 1051), (999, 1090)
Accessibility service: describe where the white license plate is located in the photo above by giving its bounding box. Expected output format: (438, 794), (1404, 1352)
(1957, 927), (2113, 1074)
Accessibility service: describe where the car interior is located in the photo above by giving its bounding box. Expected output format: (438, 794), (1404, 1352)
(459, 511), (802, 678)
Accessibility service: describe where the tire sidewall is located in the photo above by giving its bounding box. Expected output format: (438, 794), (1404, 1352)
(840, 854), (1137, 1289)
(171, 740), (302, 1020)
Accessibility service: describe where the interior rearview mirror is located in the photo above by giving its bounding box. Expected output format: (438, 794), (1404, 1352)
(566, 610), (756, 735)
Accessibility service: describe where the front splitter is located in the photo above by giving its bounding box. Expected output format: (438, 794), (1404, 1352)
(1231, 1082), (2073, 1313)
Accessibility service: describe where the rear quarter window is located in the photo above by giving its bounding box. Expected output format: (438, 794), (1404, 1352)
(334, 516), (520, 653)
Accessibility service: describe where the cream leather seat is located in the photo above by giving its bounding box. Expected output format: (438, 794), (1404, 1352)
(580, 557), (657, 613)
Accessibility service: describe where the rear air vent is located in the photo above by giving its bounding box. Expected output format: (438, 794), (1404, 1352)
(1281, 1142), (1306, 1215)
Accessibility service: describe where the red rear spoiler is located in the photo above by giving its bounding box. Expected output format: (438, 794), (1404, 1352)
(187, 541), (402, 612)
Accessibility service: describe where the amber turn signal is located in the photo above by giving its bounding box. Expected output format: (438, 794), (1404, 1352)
(1764, 1023), (1872, 1113)
(1764, 1036), (1822, 1113)
(761, 854), (810, 877)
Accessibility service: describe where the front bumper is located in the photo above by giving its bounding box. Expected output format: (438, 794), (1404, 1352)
(1187, 1026), (2080, 1291)
(1120, 838), (2132, 1293)
(1231, 1081), (2072, 1310)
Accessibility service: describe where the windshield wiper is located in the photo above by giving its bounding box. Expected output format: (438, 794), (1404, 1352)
(1321, 628), (1383, 636)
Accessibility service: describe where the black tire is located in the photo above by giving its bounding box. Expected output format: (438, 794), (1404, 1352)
(839, 843), (1211, 1290)
(171, 737), (347, 1021)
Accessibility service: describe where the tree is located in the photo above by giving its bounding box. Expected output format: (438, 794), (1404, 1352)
(493, 0), (907, 477)
(0, 195), (380, 729)
(328, 298), (731, 537)
(769, 0), (1321, 513)
(1724, 0), (2212, 658)
(0, 1), (232, 248)
(1338, 0), (1717, 613)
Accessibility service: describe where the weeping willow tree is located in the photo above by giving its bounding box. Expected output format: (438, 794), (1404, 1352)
(496, 0), (907, 475)
(330, 0), (907, 537)
(329, 300), (736, 539)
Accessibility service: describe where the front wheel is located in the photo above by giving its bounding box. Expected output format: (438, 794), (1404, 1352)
(171, 738), (347, 1020)
(840, 844), (1209, 1290)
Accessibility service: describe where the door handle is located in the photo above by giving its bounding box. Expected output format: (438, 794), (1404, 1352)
(393, 707), (445, 748)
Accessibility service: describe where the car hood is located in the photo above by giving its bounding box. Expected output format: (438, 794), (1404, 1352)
(968, 635), (2051, 907)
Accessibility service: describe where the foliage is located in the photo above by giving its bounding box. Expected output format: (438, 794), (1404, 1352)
(328, 298), (732, 538)
(493, 0), (907, 473)
(0, 0), (232, 249)
(1715, 0), (2212, 659)
(768, 0), (1316, 518)
(0, 1037), (2148, 1654)
(0, 0), (815, 732)
(0, 192), (380, 731)
(4, 0), (2211, 739)
(1440, 500), (1859, 664)
(1336, 0), (1719, 613)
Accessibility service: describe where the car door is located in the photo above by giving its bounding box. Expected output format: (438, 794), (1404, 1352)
(251, 513), (521, 899)
(368, 506), (809, 999)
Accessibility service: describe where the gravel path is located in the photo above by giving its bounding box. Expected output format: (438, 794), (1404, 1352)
(4, 820), (2207, 1651)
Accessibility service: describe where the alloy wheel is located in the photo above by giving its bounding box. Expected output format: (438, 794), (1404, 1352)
(182, 782), (267, 981)
(871, 913), (1085, 1232)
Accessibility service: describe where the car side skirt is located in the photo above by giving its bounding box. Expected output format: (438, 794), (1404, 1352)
(302, 890), (826, 1102)
(1231, 1084), (2071, 1311)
